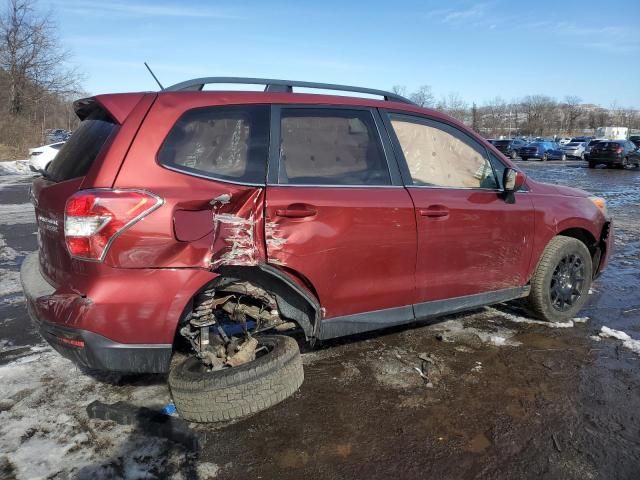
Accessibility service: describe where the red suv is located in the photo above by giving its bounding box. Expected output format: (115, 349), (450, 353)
(21, 78), (612, 422)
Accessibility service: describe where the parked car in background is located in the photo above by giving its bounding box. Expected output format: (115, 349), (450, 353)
(546, 144), (567, 161)
(492, 139), (527, 159)
(520, 141), (557, 161)
(45, 129), (72, 143)
(588, 140), (640, 169)
(28, 142), (65, 172)
(584, 139), (607, 161)
(561, 141), (587, 159)
(557, 137), (572, 146)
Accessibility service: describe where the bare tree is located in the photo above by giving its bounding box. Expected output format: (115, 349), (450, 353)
(561, 95), (582, 135)
(0, 0), (81, 115)
(482, 97), (508, 137)
(436, 92), (468, 123)
(520, 95), (557, 136)
(391, 85), (407, 97)
(409, 84), (435, 108)
(471, 102), (479, 133)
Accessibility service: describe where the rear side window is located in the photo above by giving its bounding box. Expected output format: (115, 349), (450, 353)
(46, 109), (117, 182)
(158, 105), (269, 184)
(278, 108), (390, 185)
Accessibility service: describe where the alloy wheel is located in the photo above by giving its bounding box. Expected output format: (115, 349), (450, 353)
(550, 253), (586, 311)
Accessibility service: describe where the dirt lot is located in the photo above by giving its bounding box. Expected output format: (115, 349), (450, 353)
(1, 160), (639, 480)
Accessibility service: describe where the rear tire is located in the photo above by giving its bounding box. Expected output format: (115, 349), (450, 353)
(527, 236), (592, 323)
(168, 335), (304, 422)
(522, 157), (528, 161)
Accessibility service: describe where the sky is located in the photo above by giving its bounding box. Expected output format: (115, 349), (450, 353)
(43, 0), (640, 107)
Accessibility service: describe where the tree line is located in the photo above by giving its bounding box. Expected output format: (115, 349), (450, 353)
(0, 0), (82, 159)
(392, 85), (640, 138)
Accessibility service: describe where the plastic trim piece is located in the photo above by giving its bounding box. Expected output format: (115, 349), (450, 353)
(318, 286), (530, 340)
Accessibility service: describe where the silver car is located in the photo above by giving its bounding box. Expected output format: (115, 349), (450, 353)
(561, 142), (587, 159)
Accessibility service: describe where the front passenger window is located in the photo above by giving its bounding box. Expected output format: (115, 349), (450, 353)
(389, 115), (498, 189)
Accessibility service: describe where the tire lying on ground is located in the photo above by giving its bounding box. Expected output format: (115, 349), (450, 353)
(527, 236), (593, 323)
(169, 335), (303, 422)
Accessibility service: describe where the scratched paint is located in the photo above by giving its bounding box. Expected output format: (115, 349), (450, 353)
(209, 189), (266, 269)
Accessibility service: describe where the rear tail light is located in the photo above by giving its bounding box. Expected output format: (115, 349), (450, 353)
(615, 147), (623, 154)
(64, 189), (162, 261)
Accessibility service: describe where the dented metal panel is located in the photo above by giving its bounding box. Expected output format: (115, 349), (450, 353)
(210, 189), (266, 269)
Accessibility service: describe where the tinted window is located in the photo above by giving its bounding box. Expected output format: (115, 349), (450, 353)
(158, 105), (269, 184)
(494, 140), (511, 146)
(389, 115), (498, 189)
(278, 108), (390, 185)
(47, 109), (116, 182)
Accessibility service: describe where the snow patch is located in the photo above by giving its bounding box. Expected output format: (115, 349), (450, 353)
(0, 233), (20, 264)
(0, 160), (30, 175)
(0, 269), (22, 296)
(0, 203), (36, 225)
(0, 349), (214, 478)
(484, 307), (588, 329)
(599, 326), (640, 354)
(430, 319), (522, 347)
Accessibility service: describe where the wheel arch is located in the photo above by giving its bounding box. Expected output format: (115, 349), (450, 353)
(171, 264), (321, 346)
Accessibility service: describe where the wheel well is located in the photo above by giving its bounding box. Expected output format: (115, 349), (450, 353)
(172, 264), (320, 347)
(557, 228), (597, 256)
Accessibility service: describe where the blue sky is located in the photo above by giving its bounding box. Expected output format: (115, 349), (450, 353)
(46, 0), (640, 107)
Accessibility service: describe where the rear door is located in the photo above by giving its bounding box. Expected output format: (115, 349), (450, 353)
(383, 111), (534, 311)
(264, 106), (417, 320)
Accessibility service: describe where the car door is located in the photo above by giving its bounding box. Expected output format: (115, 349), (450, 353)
(382, 111), (535, 313)
(264, 106), (417, 325)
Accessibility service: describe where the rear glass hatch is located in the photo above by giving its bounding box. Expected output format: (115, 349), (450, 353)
(32, 104), (119, 286)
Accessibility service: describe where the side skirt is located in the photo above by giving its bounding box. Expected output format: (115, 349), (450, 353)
(318, 286), (530, 341)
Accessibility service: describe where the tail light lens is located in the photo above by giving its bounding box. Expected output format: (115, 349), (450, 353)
(64, 189), (162, 261)
(615, 147), (623, 154)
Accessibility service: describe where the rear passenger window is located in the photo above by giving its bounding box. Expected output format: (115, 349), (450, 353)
(278, 108), (390, 185)
(388, 114), (498, 189)
(158, 105), (269, 184)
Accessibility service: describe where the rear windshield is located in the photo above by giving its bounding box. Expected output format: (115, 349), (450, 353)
(46, 109), (117, 182)
(596, 142), (622, 148)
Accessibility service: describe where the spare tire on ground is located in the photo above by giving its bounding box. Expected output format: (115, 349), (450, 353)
(168, 335), (303, 422)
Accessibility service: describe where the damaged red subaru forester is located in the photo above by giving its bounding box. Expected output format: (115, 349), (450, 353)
(21, 78), (612, 421)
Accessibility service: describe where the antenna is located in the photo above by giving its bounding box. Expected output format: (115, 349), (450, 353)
(144, 62), (164, 90)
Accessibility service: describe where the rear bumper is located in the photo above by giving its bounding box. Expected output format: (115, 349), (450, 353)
(19, 252), (215, 373)
(589, 156), (623, 165)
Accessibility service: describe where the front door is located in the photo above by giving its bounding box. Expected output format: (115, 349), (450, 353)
(265, 106), (417, 322)
(384, 112), (534, 308)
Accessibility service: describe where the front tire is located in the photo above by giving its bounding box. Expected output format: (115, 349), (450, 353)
(169, 335), (304, 422)
(527, 236), (592, 323)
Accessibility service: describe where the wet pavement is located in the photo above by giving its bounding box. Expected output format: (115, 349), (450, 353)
(1, 160), (639, 479)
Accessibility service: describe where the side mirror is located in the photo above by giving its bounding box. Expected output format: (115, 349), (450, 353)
(502, 168), (526, 204)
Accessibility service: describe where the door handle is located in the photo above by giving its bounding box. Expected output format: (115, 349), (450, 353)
(276, 205), (317, 218)
(419, 206), (449, 218)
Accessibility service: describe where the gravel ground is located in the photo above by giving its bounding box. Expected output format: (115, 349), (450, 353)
(0, 159), (639, 480)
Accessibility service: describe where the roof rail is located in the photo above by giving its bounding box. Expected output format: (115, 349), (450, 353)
(164, 77), (415, 104)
